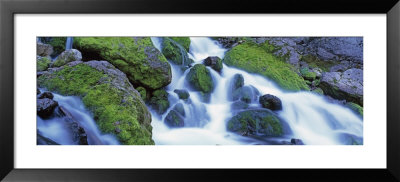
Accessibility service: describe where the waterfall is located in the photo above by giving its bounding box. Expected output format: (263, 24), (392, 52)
(65, 37), (73, 50)
(150, 37), (363, 145)
(37, 90), (120, 145)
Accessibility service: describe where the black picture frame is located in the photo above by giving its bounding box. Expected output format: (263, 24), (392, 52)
(1, 0), (399, 181)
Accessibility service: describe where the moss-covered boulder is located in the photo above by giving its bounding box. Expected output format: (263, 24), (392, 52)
(164, 110), (184, 128)
(37, 61), (154, 145)
(300, 67), (317, 81)
(346, 102), (363, 117)
(73, 37), (171, 90)
(161, 38), (193, 67)
(186, 64), (214, 93)
(37, 56), (51, 71)
(43, 37), (67, 57)
(169, 37), (191, 52)
(223, 42), (309, 91)
(136, 87), (148, 101)
(149, 89), (170, 115)
(52, 49), (82, 67)
(203, 56), (223, 72)
(173, 89), (190, 101)
(227, 109), (284, 136)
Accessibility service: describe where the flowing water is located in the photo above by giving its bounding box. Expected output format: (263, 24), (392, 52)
(150, 37), (363, 145)
(37, 91), (120, 145)
(65, 37), (73, 50)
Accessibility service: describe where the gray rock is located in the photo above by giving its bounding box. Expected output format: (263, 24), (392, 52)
(320, 68), (363, 105)
(37, 42), (54, 57)
(52, 49), (82, 67)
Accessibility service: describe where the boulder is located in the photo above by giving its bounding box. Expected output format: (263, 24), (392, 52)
(259, 94), (282, 111)
(203, 56), (223, 72)
(37, 42), (54, 57)
(231, 74), (244, 91)
(74, 37), (171, 90)
(161, 38), (193, 67)
(319, 68), (363, 105)
(300, 67), (317, 81)
(37, 60), (154, 145)
(52, 49), (82, 67)
(149, 89), (170, 115)
(174, 89), (190, 101)
(227, 109), (284, 137)
(164, 110), (185, 128)
(37, 98), (58, 118)
(186, 64), (214, 93)
(223, 42), (309, 91)
(37, 91), (54, 99)
(37, 56), (51, 72)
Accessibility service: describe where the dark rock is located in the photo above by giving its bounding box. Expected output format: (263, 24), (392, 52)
(149, 89), (170, 115)
(38, 91), (54, 99)
(174, 89), (190, 100)
(37, 89), (41, 95)
(227, 109), (284, 137)
(259, 94), (282, 111)
(291, 138), (304, 145)
(231, 74), (244, 91)
(203, 56), (223, 72)
(164, 110), (184, 128)
(37, 98), (58, 118)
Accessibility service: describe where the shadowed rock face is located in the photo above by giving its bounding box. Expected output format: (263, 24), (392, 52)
(320, 68), (363, 105)
(37, 98), (58, 118)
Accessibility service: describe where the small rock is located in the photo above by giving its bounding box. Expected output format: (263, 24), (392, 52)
(259, 94), (282, 111)
(37, 98), (58, 118)
(291, 138), (304, 145)
(174, 89), (190, 100)
(52, 49), (82, 67)
(203, 56), (223, 72)
(38, 91), (54, 99)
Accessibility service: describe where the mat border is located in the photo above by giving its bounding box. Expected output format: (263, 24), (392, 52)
(1, 0), (399, 181)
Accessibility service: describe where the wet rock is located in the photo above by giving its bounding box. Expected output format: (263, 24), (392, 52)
(149, 89), (170, 115)
(291, 138), (304, 145)
(227, 109), (285, 137)
(37, 98), (58, 118)
(232, 86), (258, 103)
(231, 74), (244, 91)
(186, 64), (214, 93)
(312, 87), (324, 95)
(174, 89), (190, 101)
(203, 56), (223, 72)
(300, 67), (317, 81)
(37, 91), (54, 99)
(320, 68), (363, 105)
(37, 42), (54, 57)
(164, 110), (184, 128)
(173, 103), (185, 117)
(52, 49), (82, 67)
(259, 94), (282, 111)
(136, 87), (148, 101)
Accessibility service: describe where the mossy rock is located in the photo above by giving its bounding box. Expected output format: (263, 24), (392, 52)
(186, 64), (214, 93)
(149, 89), (170, 115)
(312, 87), (324, 95)
(164, 110), (184, 128)
(52, 49), (82, 68)
(161, 38), (193, 67)
(300, 54), (337, 72)
(227, 109), (284, 136)
(42, 37), (67, 57)
(231, 74), (244, 91)
(73, 37), (171, 90)
(223, 42), (309, 91)
(300, 67), (317, 81)
(173, 89), (190, 101)
(231, 86), (258, 103)
(136, 87), (148, 101)
(203, 56), (223, 72)
(37, 61), (154, 145)
(37, 56), (51, 71)
(345, 102), (363, 117)
(169, 37), (191, 52)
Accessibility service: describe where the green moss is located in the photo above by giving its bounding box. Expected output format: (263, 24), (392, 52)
(186, 64), (214, 93)
(169, 37), (191, 52)
(149, 89), (170, 115)
(300, 67), (317, 81)
(136, 87), (147, 101)
(312, 87), (324, 95)
(161, 38), (193, 66)
(73, 37), (171, 90)
(38, 64), (154, 145)
(223, 42), (309, 91)
(42, 37), (66, 57)
(301, 54), (336, 72)
(346, 102), (363, 117)
(37, 56), (51, 71)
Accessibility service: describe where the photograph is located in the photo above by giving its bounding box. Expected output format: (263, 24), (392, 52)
(36, 37), (364, 145)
